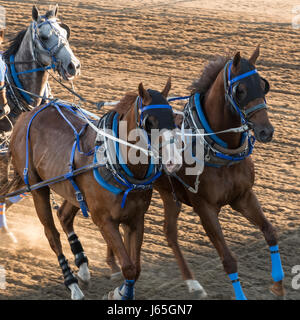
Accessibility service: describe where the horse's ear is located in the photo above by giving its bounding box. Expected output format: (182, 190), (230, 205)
(54, 4), (59, 17)
(0, 30), (4, 45)
(249, 44), (260, 65)
(161, 77), (171, 98)
(32, 5), (39, 21)
(232, 52), (241, 70)
(138, 83), (151, 104)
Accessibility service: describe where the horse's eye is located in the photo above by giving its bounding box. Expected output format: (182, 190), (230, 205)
(40, 34), (49, 41)
(235, 85), (247, 102)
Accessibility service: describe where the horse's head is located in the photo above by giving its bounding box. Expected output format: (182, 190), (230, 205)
(31, 5), (80, 80)
(138, 78), (182, 174)
(227, 46), (274, 143)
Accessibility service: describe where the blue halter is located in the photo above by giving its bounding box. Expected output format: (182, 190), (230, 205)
(224, 60), (268, 124)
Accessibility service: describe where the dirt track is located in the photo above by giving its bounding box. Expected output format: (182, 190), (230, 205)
(0, 0), (299, 300)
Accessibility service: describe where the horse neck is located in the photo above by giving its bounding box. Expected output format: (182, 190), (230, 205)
(203, 69), (242, 149)
(121, 105), (150, 180)
(14, 25), (49, 107)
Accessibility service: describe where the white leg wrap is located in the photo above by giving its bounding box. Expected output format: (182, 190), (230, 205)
(109, 283), (135, 300)
(185, 279), (207, 297)
(77, 262), (90, 283)
(113, 286), (123, 300)
(68, 283), (84, 300)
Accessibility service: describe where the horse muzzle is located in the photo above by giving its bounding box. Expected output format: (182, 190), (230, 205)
(253, 124), (274, 143)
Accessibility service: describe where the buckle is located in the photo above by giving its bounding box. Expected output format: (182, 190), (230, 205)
(23, 168), (28, 177)
(75, 191), (83, 202)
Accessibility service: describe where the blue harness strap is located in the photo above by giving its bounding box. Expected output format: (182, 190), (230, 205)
(10, 55), (33, 105)
(66, 127), (89, 218)
(194, 93), (228, 148)
(24, 102), (94, 217)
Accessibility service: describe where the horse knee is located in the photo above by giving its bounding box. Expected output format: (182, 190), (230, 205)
(122, 264), (136, 280)
(222, 253), (237, 275)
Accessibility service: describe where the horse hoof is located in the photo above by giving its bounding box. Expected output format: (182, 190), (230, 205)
(185, 280), (207, 299)
(104, 284), (135, 300)
(110, 271), (123, 281)
(103, 290), (115, 300)
(77, 262), (91, 283)
(68, 283), (85, 300)
(270, 280), (285, 298)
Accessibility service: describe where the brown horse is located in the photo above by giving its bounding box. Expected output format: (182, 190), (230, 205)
(154, 47), (285, 300)
(8, 78), (182, 300)
(106, 47), (285, 300)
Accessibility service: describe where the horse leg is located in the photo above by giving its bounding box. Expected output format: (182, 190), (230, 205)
(31, 188), (84, 300)
(57, 200), (90, 283)
(159, 189), (207, 298)
(0, 153), (17, 243)
(106, 245), (122, 280)
(96, 216), (137, 300)
(123, 212), (145, 282)
(195, 201), (247, 300)
(231, 190), (285, 297)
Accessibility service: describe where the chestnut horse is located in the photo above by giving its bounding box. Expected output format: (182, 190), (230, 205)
(8, 79), (182, 300)
(154, 47), (284, 300)
(106, 47), (285, 300)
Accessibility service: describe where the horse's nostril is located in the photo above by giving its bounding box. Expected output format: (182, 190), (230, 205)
(67, 62), (75, 72)
(259, 128), (274, 142)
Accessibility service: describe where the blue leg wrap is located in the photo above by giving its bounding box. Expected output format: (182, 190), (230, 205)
(228, 273), (247, 300)
(270, 245), (284, 282)
(119, 279), (135, 300)
(0, 203), (7, 228)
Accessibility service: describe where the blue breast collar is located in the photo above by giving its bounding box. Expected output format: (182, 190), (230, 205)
(93, 112), (157, 205)
(194, 93), (247, 150)
(194, 92), (228, 148)
(112, 113), (154, 179)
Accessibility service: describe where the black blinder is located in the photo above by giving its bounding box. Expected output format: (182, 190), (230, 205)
(261, 77), (270, 95)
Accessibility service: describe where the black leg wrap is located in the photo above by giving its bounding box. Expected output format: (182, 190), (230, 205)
(58, 254), (78, 287)
(68, 234), (88, 268)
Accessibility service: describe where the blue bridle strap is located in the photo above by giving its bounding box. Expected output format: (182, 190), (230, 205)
(228, 68), (258, 86)
(140, 105), (173, 113)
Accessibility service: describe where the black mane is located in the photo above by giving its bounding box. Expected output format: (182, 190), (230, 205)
(3, 29), (27, 61)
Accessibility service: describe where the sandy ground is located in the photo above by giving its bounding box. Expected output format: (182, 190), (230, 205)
(0, 0), (299, 300)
